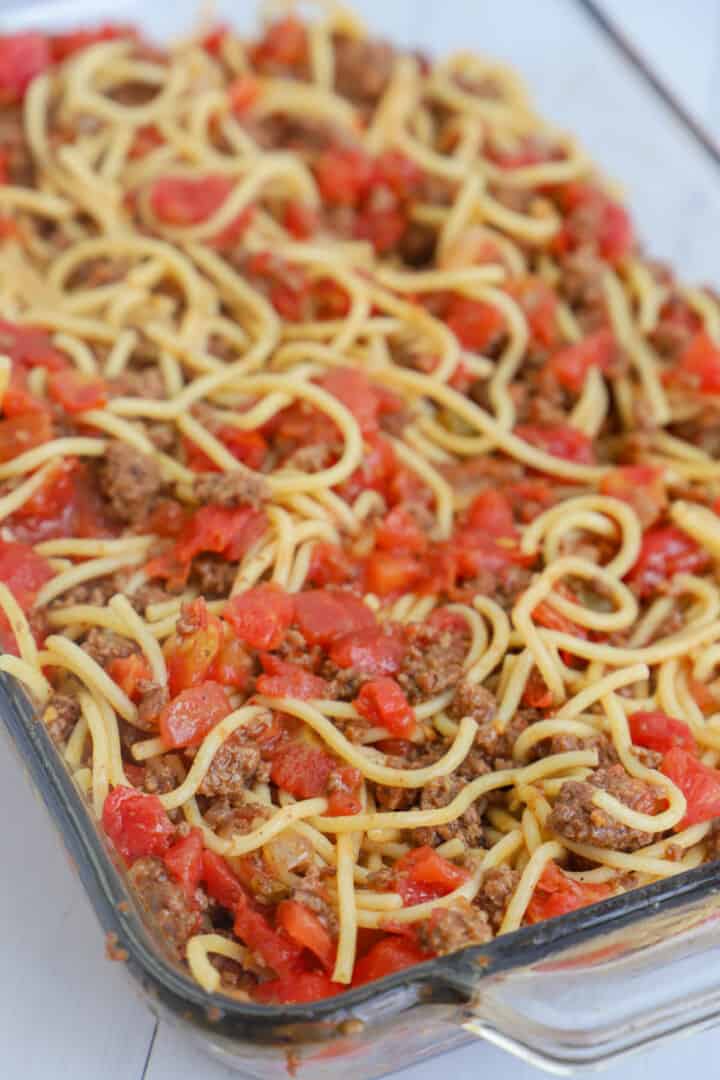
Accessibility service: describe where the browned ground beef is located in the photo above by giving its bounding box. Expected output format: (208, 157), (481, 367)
(244, 114), (337, 154)
(462, 710), (534, 774)
(474, 865), (520, 931)
(415, 774), (486, 847)
(203, 799), (271, 837)
(548, 765), (659, 851)
(97, 441), (163, 524)
(556, 249), (608, 330)
(0, 106), (35, 185)
(109, 366), (167, 399)
(448, 682), (497, 724)
(190, 555), (239, 599)
(142, 753), (185, 795)
(42, 693), (81, 746)
(49, 571), (131, 608)
(136, 680), (168, 730)
(198, 730), (269, 798)
(417, 899), (492, 954)
(292, 873), (339, 937)
(332, 33), (395, 107)
(128, 856), (202, 958)
(193, 469), (268, 508)
(397, 624), (467, 703)
(398, 221), (437, 268)
(81, 628), (137, 668)
(531, 732), (619, 768)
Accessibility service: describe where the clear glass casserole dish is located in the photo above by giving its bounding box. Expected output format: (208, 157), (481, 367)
(3, 0), (720, 1076)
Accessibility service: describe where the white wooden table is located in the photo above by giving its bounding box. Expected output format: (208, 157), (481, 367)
(2, 1), (720, 1077)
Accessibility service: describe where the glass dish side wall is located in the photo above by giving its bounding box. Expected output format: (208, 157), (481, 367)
(4, 1), (720, 1076)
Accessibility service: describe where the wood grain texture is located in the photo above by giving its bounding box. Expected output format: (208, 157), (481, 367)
(1, 1), (720, 1077)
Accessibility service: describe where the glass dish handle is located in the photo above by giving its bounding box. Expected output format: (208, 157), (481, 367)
(440, 888), (720, 1073)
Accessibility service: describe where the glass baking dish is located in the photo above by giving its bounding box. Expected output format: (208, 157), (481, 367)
(4, 0), (720, 1075)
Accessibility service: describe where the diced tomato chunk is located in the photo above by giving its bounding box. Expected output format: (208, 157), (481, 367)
(626, 525), (710, 597)
(163, 828), (204, 902)
(269, 740), (334, 799)
(253, 972), (344, 1004)
(150, 175), (234, 226)
(224, 584), (294, 650)
(661, 747), (720, 828)
(375, 506), (427, 554)
(0, 539), (54, 653)
(395, 845), (469, 906)
(354, 678), (415, 738)
(307, 542), (357, 587)
(525, 861), (613, 924)
(209, 625), (253, 691)
(233, 899), (304, 977)
(313, 147), (374, 207)
(277, 899), (335, 970)
(465, 488), (516, 536)
(514, 422), (595, 464)
(0, 320), (66, 369)
(0, 33), (51, 103)
(251, 16), (307, 69)
(158, 682), (232, 749)
(295, 589), (376, 646)
(328, 626), (406, 676)
(102, 786), (174, 865)
(47, 369), (107, 413)
(107, 653), (153, 701)
(365, 551), (421, 596)
(548, 329), (615, 392)
(283, 200), (318, 239)
(319, 367), (381, 434)
(228, 73), (260, 114)
(256, 655), (329, 700)
(352, 936), (429, 986)
(675, 331), (720, 394)
(326, 765), (362, 816)
(629, 711), (696, 756)
(445, 296), (505, 351)
(0, 412), (52, 462)
(505, 277), (558, 347)
(147, 506), (267, 587)
(553, 182), (633, 264)
(202, 850), (245, 910)
(599, 465), (666, 529)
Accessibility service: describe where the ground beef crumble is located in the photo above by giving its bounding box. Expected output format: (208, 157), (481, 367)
(548, 765), (660, 851)
(128, 856), (205, 959)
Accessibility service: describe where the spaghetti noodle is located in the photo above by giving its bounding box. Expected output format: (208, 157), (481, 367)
(1, 3), (720, 1005)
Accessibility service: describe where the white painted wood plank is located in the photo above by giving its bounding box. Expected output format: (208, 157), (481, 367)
(597, 0), (720, 140)
(0, 740), (155, 1080)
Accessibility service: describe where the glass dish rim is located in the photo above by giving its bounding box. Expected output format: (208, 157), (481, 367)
(6, 668), (720, 1036)
(4, 0), (720, 1043)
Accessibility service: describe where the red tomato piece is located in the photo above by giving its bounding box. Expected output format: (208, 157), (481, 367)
(256, 655), (329, 700)
(209, 625), (254, 691)
(47, 369), (107, 413)
(164, 598), (223, 696)
(102, 786), (174, 865)
(233, 900), (304, 977)
(174, 506), (267, 566)
(365, 551), (421, 596)
(354, 206), (407, 255)
(395, 845), (469, 906)
(554, 183), (633, 264)
(251, 16), (307, 69)
(352, 936), (429, 986)
(505, 277), (558, 347)
(163, 828), (204, 902)
(283, 200), (318, 239)
(676, 331), (720, 394)
(0, 539), (53, 652)
(313, 147), (374, 206)
(277, 899), (336, 970)
(0, 33), (51, 103)
(548, 329), (616, 393)
(0, 412), (52, 463)
(661, 747), (720, 828)
(294, 589), (376, 646)
(269, 740), (334, 799)
(521, 667), (554, 709)
(224, 584), (295, 650)
(319, 367), (381, 435)
(626, 525), (710, 597)
(354, 678), (415, 738)
(158, 681), (231, 749)
(375, 506), (428, 554)
(51, 24), (134, 61)
(0, 320), (66, 369)
(253, 972), (344, 1004)
(107, 653), (153, 701)
(464, 488), (516, 537)
(150, 175), (234, 226)
(328, 625), (406, 676)
(307, 542), (357, 587)
(599, 465), (666, 529)
(326, 764), (363, 816)
(629, 711), (697, 756)
(228, 74), (260, 114)
(445, 296), (505, 351)
(514, 423), (595, 464)
(202, 850), (246, 910)
(525, 861), (613, 924)
(373, 151), (422, 198)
